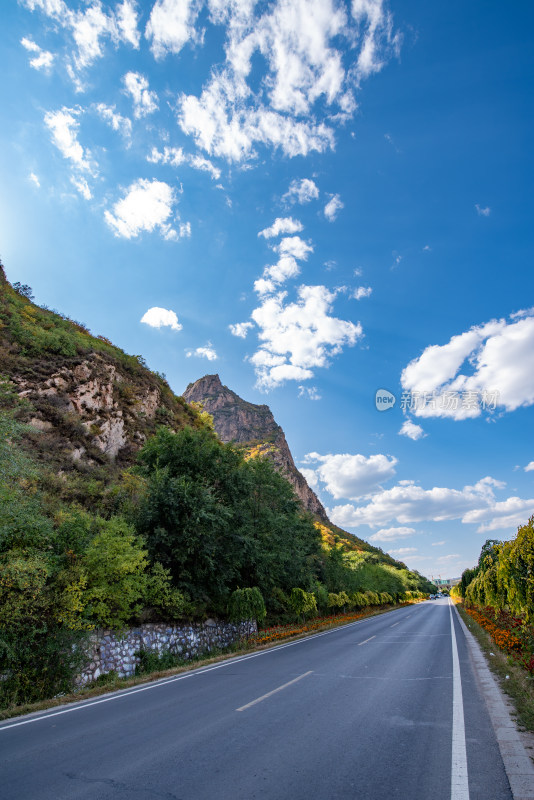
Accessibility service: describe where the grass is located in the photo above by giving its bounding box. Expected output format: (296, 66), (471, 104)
(0, 601), (414, 723)
(456, 601), (534, 733)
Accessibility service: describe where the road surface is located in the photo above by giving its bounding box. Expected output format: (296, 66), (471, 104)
(0, 599), (514, 799)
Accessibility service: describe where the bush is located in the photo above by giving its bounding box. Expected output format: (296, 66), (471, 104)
(228, 587), (266, 624)
(288, 588), (317, 621)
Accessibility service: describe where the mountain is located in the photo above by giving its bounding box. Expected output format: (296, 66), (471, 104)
(183, 374), (328, 521)
(0, 265), (201, 475)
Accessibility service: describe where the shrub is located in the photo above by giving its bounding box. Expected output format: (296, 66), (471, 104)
(228, 587), (266, 624)
(288, 587), (317, 621)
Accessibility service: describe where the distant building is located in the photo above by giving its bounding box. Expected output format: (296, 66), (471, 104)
(432, 577), (461, 591)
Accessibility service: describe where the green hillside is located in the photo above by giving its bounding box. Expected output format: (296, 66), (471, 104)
(0, 264), (434, 708)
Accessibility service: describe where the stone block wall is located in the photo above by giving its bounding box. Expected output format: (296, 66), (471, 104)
(78, 619), (257, 685)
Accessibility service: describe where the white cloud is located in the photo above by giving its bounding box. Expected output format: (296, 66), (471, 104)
(146, 0), (201, 59)
(283, 178), (319, 205)
(258, 217), (303, 239)
(44, 107), (93, 172)
(21, 36), (55, 71)
(298, 385), (321, 400)
(525, 462), (534, 472)
(141, 307), (182, 331)
(21, 0), (140, 87)
(401, 311), (534, 419)
(29, 172), (40, 188)
(432, 541), (446, 546)
(302, 452), (397, 500)
(324, 193), (343, 221)
(229, 322), (253, 338)
(299, 467), (318, 488)
(146, 146), (220, 179)
(475, 203), (491, 217)
(328, 475), (534, 535)
(188, 154), (221, 180)
(147, 146), (185, 166)
(123, 72), (158, 118)
(462, 496), (534, 533)
(71, 176), (92, 200)
(389, 547), (417, 555)
(186, 343), (218, 360)
(353, 286), (372, 300)
(274, 236), (313, 261)
(104, 178), (178, 240)
(250, 284), (363, 389)
(117, 0), (140, 48)
(368, 527), (416, 542)
(178, 221), (191, 238)
(399, 420), (426, 441)
(94, 103), (132, 139)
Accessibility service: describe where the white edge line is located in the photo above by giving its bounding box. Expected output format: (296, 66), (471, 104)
(0, 605), (420, 732)
(449, 599), (469, 800)
(236, 670), (313, 712)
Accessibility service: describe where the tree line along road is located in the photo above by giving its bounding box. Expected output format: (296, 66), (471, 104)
(0, 599), (517, 799)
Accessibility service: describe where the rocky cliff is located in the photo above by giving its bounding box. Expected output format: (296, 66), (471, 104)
(183, 374), (329, 522)
(0, 266), (200, 472)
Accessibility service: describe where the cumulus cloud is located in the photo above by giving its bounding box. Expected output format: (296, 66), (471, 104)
(186, 343), (218, 360)
(21, 36), (55, 71)
(123, 71), (158, 118)
(104, 178), (178, 239)
(117, 0), (140, 48)
(229, 322), (253, 338)
(399, 420), (426, 441)
(283, 178), (319, 205)
(324, 193), (343, 221)
(141, 307), (182, 331)
(250, 285), (363, 389)
(145, 0), (201, 59)
(475, 204), (491, 216)
(299, 467), (319, 488)
(258, 217), (303, 239)
(368, 527), (416, 542)
(525, 461), (534, 472)
(353, 286), (372, 300)
(400, 311), (534, 419)
(94, 103), (132, 139)
(302, 452), (397, 500)
(177, 0), (391, 161)
(328, 475), (534, 535)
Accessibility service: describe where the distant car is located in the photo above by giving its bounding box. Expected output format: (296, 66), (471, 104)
(429, 594), (436, 599)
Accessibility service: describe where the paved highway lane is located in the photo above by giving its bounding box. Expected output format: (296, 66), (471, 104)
(0, 600), (513, 800)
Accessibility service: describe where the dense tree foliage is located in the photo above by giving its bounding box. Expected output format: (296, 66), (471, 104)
(456, 521), (534, 622)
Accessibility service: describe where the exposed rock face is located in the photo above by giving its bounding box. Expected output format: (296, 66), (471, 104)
(183, 374), (328, 522)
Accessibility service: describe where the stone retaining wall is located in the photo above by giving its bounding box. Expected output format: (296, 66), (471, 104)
(78, 619), (257, 685)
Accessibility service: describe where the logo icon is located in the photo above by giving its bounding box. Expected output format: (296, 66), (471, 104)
(375, 388), (396, 411)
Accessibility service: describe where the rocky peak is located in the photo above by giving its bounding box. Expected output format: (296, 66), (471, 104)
(183, 375), (328, 522)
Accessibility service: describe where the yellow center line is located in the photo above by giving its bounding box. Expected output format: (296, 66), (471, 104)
(358, 635), (376, 646)
(236, 671), (313, 712)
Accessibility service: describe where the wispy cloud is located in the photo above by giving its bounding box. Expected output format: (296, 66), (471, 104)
(475, 203), (491, 216)
(324, 193), (343, 221)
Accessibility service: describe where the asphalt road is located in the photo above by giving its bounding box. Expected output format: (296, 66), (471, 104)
(0, 599), (513, 800)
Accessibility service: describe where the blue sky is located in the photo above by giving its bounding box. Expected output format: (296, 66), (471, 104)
(2, 0), (534, 580)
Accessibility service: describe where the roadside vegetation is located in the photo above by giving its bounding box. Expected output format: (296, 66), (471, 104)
(452, 519), (534, 731)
